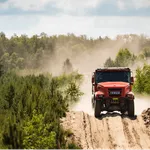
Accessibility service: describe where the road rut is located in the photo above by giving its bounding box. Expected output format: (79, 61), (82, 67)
(61, 111), (150, 149)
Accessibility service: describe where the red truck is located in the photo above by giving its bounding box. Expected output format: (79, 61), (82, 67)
(91, 67), (135, 117)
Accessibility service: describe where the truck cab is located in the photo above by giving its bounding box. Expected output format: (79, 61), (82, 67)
(91, 67), (135, 117)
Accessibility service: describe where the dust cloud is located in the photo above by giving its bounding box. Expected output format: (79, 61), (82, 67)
(41, 36), (150, 115)
(135, 96), (150, 115)
(43, 38), (126, 75)
(71, 73), (93, 116)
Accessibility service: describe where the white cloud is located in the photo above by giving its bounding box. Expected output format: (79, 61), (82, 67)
(117, 0), (150, 10)
(23, 16), (150, 38)
(0, 0), (103, 11)
(28, 15), (95, 36)
(0, 1), (9, 9)
(117, 0), (126, 10)
(0, 0), (52, 11)
(1, 15), (149, 39)
(1, 0), (150, 15)
(132, 0), (150, 9)
(55, 0), (103, 11)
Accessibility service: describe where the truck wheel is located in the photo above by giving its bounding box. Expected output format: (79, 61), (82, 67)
(91, 95), (94, 109)
(94, 100), (102, 118)
(128, 100), (134, 117)
(121, 110), (126, 115)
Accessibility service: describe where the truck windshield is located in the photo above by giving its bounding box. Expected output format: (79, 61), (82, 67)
(95, 71), (131, 83)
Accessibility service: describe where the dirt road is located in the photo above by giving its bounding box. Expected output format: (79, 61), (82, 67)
(64, 73), (150, 149)
(61, 111), (150, 149)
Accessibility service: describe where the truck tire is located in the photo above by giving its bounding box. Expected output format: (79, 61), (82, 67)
(94, 100), (102, 118)
(128, 100), (134, 117)
(91, 95), (95, 109)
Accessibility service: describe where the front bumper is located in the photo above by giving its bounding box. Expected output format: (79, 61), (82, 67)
(96, 97), (130, 111)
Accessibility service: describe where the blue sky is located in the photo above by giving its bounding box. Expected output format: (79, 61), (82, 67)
(0, 0), (150, 38)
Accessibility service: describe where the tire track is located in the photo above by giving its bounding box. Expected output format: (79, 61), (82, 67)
(82, 112), (89, 149)
(106, 118), (117, 149)
(93, 120), (104, 147)
(122, 119), (135, 148)
(62, 111), (150, 149)
(133, 117), (150, 149)
(132, 127), (142, 149)
(87, 115), (94, 148)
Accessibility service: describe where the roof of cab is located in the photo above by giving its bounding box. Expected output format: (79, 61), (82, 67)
(96, 67), (131, 71)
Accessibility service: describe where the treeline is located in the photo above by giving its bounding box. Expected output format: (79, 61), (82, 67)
(1, 32), (150, 71)
(0, 71), (83, 149)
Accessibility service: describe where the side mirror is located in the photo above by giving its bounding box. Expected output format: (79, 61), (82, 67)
(130, 77), (134, 85)
(92, 76), (94, 84)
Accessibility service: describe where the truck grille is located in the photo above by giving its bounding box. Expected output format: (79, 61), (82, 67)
(108, 88), (122, 96)
(111, 99), (119, 103)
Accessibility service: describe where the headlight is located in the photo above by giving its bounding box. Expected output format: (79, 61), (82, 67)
(126, 93), (134, 99)
(98, 94), (104, 98)
(97, 86), (101, 90)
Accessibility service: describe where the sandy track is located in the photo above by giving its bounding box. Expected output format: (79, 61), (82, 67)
(61, 111), (150, 149)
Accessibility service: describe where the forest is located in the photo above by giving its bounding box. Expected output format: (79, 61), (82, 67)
(0, 32), (150, 72)
(0, 71), (84, 149)
(0, 32), (150, 148)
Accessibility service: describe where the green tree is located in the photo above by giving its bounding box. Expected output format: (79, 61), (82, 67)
(133, 64), (150, 94)
(0, 72), (83, 148)
(115, 48), (133, 67)
(23, 111), (56, 149)
(141, 47), (150, 60)
(62, 58), (73, 74)
(104, 57), (115, 67)
(66, 82), (83, 103)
